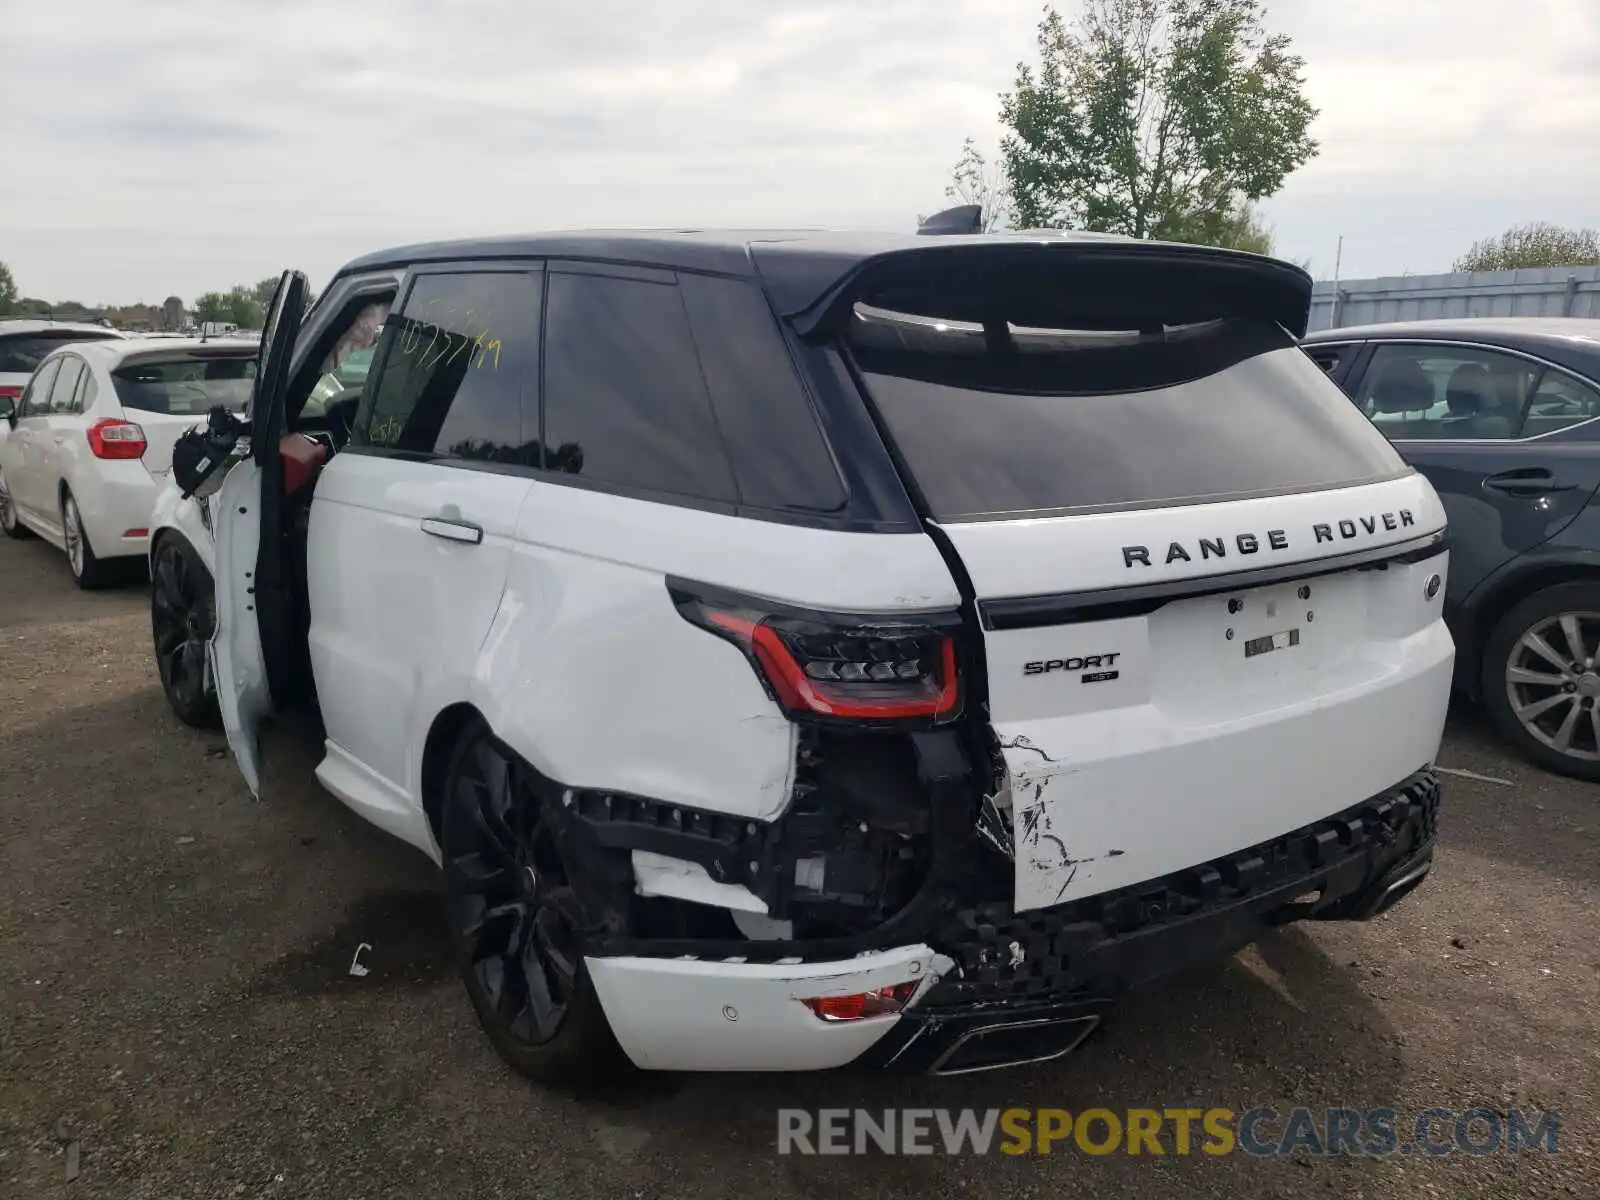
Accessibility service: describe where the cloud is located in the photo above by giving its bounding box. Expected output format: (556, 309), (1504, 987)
(2, 0), (1595, 299)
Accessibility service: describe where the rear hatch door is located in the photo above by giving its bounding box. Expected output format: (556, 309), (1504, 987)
(833, 243), (1454, 912)
(109, 347), (258, 477)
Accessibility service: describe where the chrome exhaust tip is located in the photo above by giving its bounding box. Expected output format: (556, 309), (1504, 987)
(1357, 855), (1433, 919)
(930, 1014), (1102, 1076)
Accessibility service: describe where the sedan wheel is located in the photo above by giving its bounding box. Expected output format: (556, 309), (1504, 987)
(151, 538), (222, 729)
(1505, 612), (1600, 755)
(1483, 582), (1600, 782)
(61, 491), (113, 589)
(0, 476), (32, 539)
(440, 720), (628, 1084)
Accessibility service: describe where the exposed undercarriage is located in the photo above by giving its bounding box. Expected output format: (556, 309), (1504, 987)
(524, 712), (1441, 1016)
(546, 723), (1007, 959)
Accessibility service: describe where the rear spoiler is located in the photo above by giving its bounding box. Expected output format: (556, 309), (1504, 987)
(916, 205), (983, 236)
(758, 237), (1315, 340)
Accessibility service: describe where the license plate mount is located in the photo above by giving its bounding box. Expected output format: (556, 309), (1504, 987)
(1244, 628), (1301, 659)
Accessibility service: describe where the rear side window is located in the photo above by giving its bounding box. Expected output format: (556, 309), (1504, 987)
(0, 331), (117, 374)
(357, 271), (538, 463)
(847, 309), (1406, 520)
(541, 269), (738, 503)
(49, 357), (85, 413)
(1357, 343), (1539, 440)
(677, 275), (845, 512)
(112, 356), (256, 414)
(1524, 370), (1600, 438)
(18, 359), (61, 417)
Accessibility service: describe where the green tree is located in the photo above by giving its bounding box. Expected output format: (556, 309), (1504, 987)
(195, 287), (264, 327)
(1212, 201), (1274, 254)
(1453, 223), (1600, 272)
(252, 277), (280, 309)
(194, 291), (232, 323)
(225, 286), (263, 328)
(0, 261), (17, 316)
(996, 0), (1317, 246)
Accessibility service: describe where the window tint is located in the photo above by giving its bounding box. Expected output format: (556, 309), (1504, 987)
(677, 275), (844, 512)
(0, 331), (116, 374)
(849, 310), (1405, 520)
(542, 270), (738, 503)
(1358, 344), (1538, 440)
(357, 272), (536, 463)
(1522, 370), (1600, 438)
(78, 372), (98, 413)
(49, 357), (84, 413)
(19, 359), (60, 417)
(112, 355), (256, 415)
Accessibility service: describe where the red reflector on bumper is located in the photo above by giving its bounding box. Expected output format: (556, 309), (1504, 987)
(801, 981), (919, 1022)
(124, 528), (149, 538)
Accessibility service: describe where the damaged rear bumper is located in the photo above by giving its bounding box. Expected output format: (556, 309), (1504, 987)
(586, 943), (953, 1073)
(581, 769), (1440, 1074)
(862, 769), (1439, 1073)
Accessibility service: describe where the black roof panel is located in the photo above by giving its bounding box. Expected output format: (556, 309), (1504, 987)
(334, 229), (1315, 334)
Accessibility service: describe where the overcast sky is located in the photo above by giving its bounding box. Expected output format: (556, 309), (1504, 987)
(3, 0), (1595, 303)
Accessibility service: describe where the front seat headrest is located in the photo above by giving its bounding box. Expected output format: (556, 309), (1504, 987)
(1444, 363), (1495, 417)
(1369, 357), (1436, 413)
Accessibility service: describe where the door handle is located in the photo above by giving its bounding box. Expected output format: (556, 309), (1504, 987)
(420, 516), (483, 545)
(1483, 469), (1575, 496)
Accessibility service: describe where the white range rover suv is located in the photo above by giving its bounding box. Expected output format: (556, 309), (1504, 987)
(148, 229), (1454, 1082)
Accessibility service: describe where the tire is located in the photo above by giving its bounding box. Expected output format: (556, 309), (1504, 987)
(150, 536), (222, 730)
(1480, 581), (1600, 782)
(61, 489), (115, 590)
(0, 473), (32, 539)
(439, 718), (631, 1085)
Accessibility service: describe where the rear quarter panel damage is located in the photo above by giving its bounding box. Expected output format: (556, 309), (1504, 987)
(469, 482), (961, 826)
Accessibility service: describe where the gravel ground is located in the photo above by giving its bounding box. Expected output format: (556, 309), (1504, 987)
(1, 532), (1596, 1199)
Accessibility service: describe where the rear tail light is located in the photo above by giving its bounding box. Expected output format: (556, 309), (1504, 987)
(801, 981), (920, 1022)
(0, 386), (21, 401)
(86, 418), (147, 460)
(670, 582), (963, 724)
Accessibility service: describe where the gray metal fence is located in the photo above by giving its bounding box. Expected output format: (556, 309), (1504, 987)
(1308, 265), (1600, 332)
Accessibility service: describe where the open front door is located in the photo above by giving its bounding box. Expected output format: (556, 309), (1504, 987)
(211, 270), (309, 797)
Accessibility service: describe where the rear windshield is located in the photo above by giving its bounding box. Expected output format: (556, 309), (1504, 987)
(847, 306), (1407, 520)
(111, 355), (257, 415)
(0, 330), (119, 374)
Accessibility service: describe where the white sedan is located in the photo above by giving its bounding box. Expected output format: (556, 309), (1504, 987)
(0, 337), (258, 588)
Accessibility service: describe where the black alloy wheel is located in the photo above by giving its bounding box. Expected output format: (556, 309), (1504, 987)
(440, 719), (628, 1084)
(150, 537), (222, 729)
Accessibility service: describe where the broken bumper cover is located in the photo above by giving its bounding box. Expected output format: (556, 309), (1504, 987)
(862, 767), (1440, 1073)
(585, 943), (953, 1073)
(583, 768), (1439, 1074)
